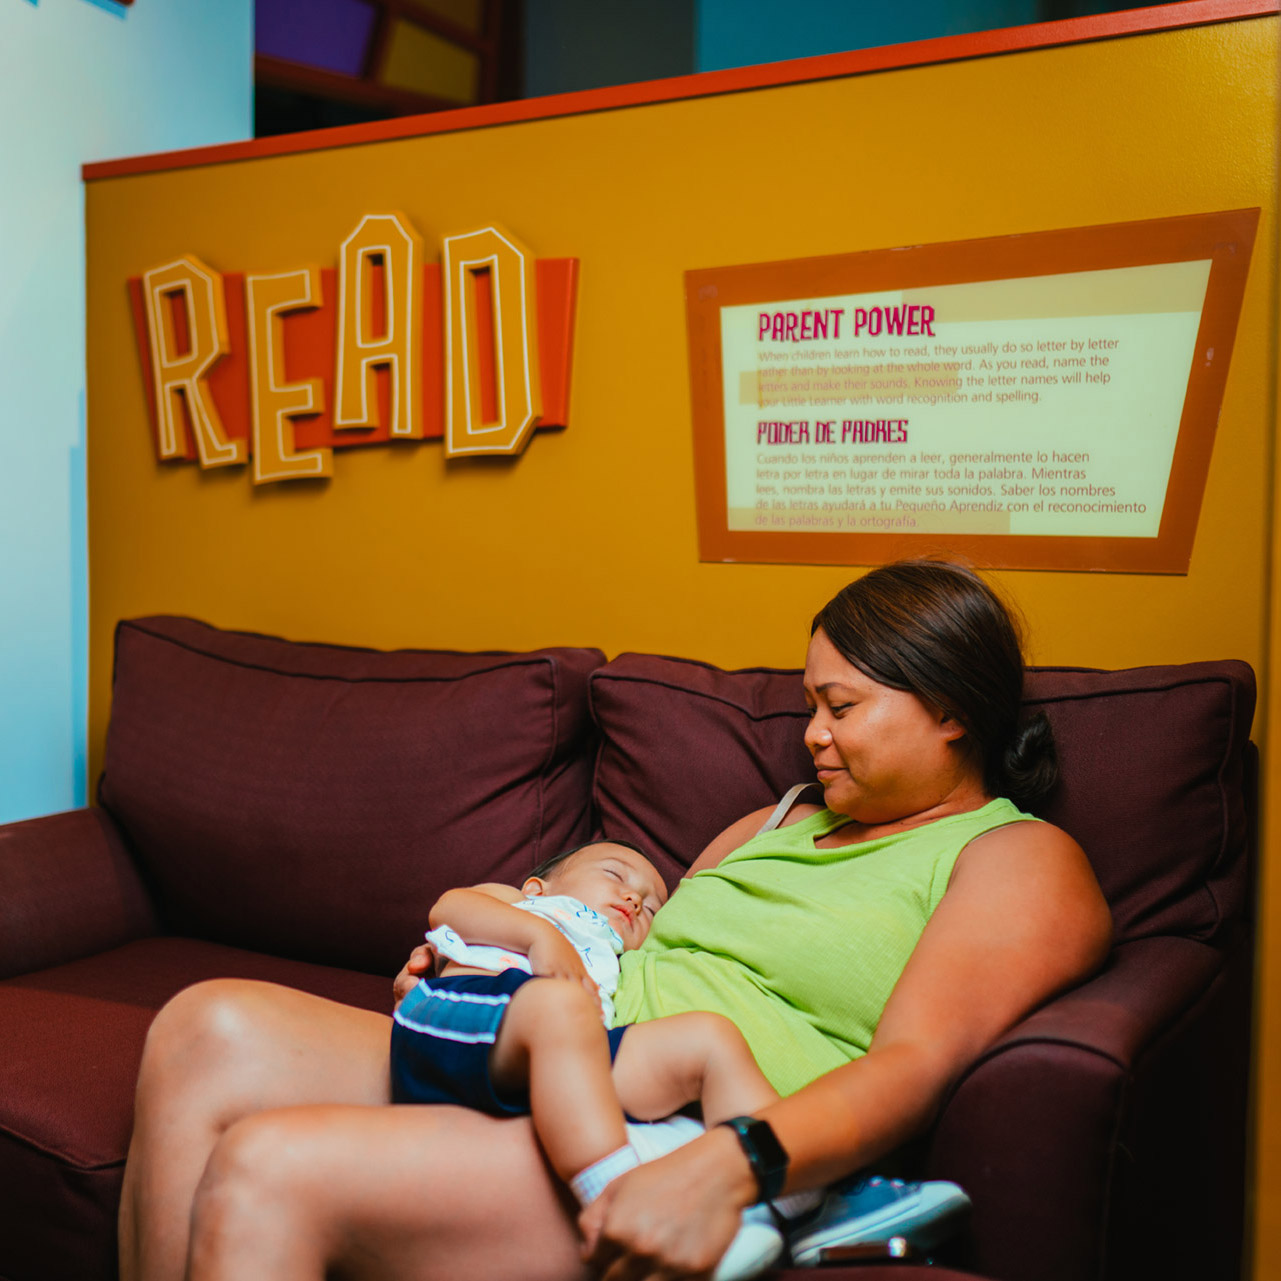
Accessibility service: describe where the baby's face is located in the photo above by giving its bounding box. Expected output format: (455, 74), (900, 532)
(532, 843), (668, 949)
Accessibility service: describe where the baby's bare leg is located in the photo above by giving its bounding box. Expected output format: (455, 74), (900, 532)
(488, 978), (628, 1181)
(610, 1012), (779, 1126)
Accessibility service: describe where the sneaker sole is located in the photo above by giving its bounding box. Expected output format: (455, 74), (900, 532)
(790, 1182), (970, 1266)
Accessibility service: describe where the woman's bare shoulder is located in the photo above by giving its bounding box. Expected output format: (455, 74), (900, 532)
(779, 800), (826, 826)
(683, 796), (825, 878)
(947, 817), (1113, 964)
(956, 816), (1093, 879)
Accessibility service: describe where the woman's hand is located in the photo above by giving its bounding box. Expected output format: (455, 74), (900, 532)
(392, 943), (435, 1008)
(579, 1130), (756, 1280)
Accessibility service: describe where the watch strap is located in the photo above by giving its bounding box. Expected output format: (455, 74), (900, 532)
(719, 1114), (789, 1202)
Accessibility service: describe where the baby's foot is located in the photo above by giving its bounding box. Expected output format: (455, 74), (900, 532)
(712, 1204), (784, 1281)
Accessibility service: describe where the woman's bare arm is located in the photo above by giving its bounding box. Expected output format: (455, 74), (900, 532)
(751, 819), (1112, 1189)
(584, 820), (1111, 1277)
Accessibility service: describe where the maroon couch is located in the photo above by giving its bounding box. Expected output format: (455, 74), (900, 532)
(0, 616), (1257, 1281)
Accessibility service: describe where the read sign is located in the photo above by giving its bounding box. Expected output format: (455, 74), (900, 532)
(129, 215), (578, 482)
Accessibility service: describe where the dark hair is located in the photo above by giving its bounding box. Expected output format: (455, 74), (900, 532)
(812, 559), (1057, 805)
(528, 839), (654, 883)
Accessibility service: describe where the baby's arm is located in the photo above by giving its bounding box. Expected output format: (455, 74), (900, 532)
(430, 885), (592, 985)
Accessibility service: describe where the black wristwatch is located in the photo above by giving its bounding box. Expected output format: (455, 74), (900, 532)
(718, 1115), (789, 1202)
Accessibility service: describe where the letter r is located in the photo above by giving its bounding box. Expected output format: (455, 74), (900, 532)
(142, 255), (244, 467)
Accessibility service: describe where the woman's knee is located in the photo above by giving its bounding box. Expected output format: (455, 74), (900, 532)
(136, 981), (277, 1110)
(196, 1111), (295, 1205)
(189, 1111), (325, 1256)
(193, 1107), (580, 1279)
(141, 980), (254, 1066)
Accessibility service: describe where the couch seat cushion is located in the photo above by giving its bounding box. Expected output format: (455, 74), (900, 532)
(0, 936), (390, 1168)
(0, 936), (390, 1281)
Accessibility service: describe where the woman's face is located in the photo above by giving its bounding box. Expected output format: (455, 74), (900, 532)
(802, 627), (968, 824)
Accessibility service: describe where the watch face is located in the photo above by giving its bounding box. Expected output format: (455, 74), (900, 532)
(725, 1116), (788, 1201)
(746, 1119), (788, 1167)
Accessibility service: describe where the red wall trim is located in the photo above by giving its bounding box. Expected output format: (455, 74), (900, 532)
(82, 0), (1276, 181)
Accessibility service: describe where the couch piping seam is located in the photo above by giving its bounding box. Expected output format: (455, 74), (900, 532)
(590, 673), (807, 722)
(122, 621), (559, 686)
(1024, 673), (1236, 705)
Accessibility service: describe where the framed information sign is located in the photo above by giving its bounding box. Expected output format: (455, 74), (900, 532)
(686, 209), (1257, 572)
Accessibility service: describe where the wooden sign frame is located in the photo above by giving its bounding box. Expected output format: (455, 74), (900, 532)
(687, 209), (1258, 573)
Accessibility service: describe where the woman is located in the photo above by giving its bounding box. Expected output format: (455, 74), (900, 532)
(119, 560), (1111, 1281)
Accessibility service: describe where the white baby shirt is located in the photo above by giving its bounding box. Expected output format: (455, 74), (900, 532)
(425, 894), (625, 1026)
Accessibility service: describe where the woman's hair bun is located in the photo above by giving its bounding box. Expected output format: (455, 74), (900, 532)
(1001, 710), (1059, 806)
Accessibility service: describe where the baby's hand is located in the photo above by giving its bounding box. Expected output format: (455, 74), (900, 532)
(526, 929), (601, 1013)
(392, 942), (436, 1008)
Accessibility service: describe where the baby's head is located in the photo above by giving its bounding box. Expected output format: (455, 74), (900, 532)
(523, 840), (668, 949)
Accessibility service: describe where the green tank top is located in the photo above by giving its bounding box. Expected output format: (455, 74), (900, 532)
(614, 797), (1034, 1096)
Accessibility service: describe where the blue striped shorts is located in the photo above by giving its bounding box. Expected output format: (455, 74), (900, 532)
(390, 970), (628, 1114)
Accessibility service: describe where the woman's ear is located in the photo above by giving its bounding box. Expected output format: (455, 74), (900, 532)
(937, 710), (967, 743)
(522, 876), (547, 898)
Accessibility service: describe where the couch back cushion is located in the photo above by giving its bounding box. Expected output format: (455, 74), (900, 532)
(100, 617), (603, 973)
(589, 654), (1255, 943)
(588, 657), (815, 889)
(1024, 663), (1255, 942)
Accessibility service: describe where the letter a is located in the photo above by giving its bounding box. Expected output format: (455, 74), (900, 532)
(335, 212), (424, 438)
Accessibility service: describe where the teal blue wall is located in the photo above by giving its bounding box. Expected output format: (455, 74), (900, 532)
(0, 0), (252, 823)
(523, 3), (1056, 101)
(696, 0), (1042, 69)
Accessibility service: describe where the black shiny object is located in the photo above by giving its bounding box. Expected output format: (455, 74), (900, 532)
(719, 1115), (789, 1203)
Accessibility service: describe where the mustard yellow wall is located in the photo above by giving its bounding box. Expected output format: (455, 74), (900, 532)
(86, 17), (1278, 1275)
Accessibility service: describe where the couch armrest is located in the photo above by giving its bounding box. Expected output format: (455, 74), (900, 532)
(978, 932), (1224, 1067)
(0, 808), (159, 978)
(925, 934), (1236, 1281)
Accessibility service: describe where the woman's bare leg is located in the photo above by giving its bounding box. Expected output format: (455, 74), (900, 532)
(186, 1104), (583, 1281)
(119, 979), (393, 1281)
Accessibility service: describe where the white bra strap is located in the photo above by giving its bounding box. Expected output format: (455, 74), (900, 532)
(755, 782), (821, 835)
